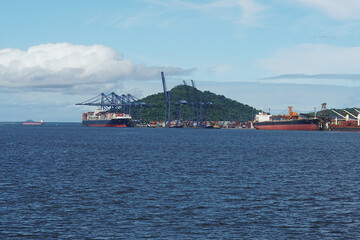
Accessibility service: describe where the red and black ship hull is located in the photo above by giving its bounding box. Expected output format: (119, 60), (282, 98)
(253, 119), (320, 131)
(330, 121), (360, 132)
(330, 127), (360, 132)
(83, 119), (133, 127)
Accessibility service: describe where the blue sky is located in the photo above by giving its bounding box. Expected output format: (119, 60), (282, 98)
(1, 0), (360, 121)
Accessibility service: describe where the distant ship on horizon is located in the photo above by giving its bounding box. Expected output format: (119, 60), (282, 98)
(22, 119), (45, 125)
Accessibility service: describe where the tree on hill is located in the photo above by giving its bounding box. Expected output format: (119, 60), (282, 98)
(140, 85), (257, 122)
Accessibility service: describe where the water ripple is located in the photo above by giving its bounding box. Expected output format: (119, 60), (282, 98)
(1, 125), (360, 238)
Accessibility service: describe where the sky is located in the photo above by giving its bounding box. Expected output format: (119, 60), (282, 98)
(1, 0), (360, 121)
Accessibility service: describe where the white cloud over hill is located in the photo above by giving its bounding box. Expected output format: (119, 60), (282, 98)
(0, 43), (193, 93)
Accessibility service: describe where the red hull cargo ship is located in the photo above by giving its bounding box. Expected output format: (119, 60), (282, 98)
(330, 121), (360, 132)
(253, 107), (320, 131)
(330, 109), (360, 131)
(82, 109), (133, 127)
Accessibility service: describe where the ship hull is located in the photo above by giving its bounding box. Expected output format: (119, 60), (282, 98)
(23, 122), (44, 125)
(83, 119), (132, 127)
(330, 122), (360, 132)
(330, 127), (360, 132)
(253, 119), (320, 131)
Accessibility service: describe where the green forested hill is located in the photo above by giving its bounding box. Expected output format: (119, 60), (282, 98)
(140, 85), (257, 122)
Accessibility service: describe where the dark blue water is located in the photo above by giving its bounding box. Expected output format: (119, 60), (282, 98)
(1, 123), (360, 239)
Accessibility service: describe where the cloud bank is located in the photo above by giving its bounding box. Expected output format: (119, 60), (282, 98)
(257, 44), (360, 87)
(0, 43), (193, 93)
(262, 74), (360, 87)
(259, 44), (360, 75)
(265, 74), (360, 80)
(293, 0), (360, 20)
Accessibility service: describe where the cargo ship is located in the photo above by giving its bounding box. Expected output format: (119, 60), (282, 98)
(253, 107), (321, 131)
(330, 121), (360, 131)
(82, 108), (133, 127)
(23, 119), (45, 125)
(330, 109), (360, 131)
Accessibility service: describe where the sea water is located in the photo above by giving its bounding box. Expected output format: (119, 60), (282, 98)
(1, 123), (360, 239)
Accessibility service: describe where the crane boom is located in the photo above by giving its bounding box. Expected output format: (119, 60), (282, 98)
(332, 110), (346, 119)
(344, 110), (357, 119)
(191, 80), (200, 125)
(183, 80), (192, 123)
(161, 72), (168, 102)
(183, 81), (191, 105)
(161, 72), (170, 125)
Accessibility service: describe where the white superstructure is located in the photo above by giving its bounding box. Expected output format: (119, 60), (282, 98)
(254, 112), (272, 122)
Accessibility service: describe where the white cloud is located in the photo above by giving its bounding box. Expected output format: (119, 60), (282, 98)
(201, 81), (360, 113)
(261, 74), (360, 88)
(200, 0), (265, 24)
(259, 44), (360, 78)
(293, 0), (360, 20)
(144, 0), (265, 25)
(0, 43), (193, 93)
(206, 64), (233, 75)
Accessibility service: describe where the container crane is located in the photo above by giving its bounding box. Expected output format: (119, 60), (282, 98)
(76, 92), (152, 122)
(161, 72), (187, 127)
(191, 80), (201, 126)
(183, 80), (193, 126)
(161, 71), (171, 126)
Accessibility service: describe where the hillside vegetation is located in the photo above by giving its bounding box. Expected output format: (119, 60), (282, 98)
(140, 85), (257, 122)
